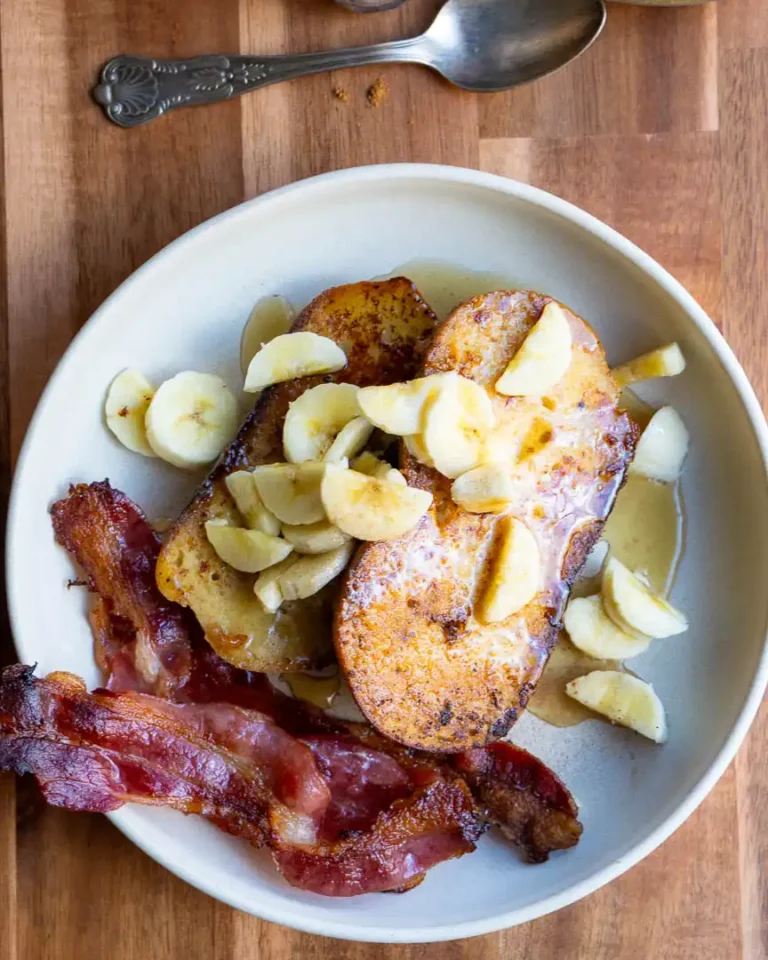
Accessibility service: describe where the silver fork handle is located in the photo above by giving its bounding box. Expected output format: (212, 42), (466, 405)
(94, 44), (424, 128)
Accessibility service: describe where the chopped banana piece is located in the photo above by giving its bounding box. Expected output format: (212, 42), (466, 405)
(495, 301), (573, 396)
(476, 517), (542, 624)
(612, 342), (686, 389)
(353, 451), (391, 477)
(224, 471), (281, 536)
(630, 406), (689, 483)
(254, 555), (299, 613)
(324, 416), (374, 463)
(422, 375), (496, 479)
(321, 463), (432, 541)
(564, 595), (651, 660)
(145, 371), (238, 469)
(283, 382), (361, 463)
(205, 522), (293, 574)
(404, 433), (435, 468)
(352, 451), (407, 486)
(383, 467), (407, 486)
(252, 461), (330, 525)
(602, 556), (688, 640)
(240, 295), (294, 375)
(243, 332), (346, 393)
(357, 374), (451, 435)
(105, 369), (157, 458)
(282, 519), (352, 554)
(278, 541), (356, 601)
(566, 670), (668, 743)
(451, 463), (515, 514)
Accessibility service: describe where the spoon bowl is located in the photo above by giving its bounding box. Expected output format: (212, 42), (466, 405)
(95, 0), (607, 127)
(421, 0), (606, 91)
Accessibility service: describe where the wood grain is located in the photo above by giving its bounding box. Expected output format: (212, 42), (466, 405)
(478, 4), (718, 139)
(720, 44), (768, 960)
(1, 0), (766, 957)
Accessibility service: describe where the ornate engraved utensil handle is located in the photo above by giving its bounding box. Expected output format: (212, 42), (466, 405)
(94, 46), (422, 128)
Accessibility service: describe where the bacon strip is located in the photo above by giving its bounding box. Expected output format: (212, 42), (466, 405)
(272, 777), (482, 896)
(51, 482), (192, 698)
(453, 742), (583, 862)
(41, 481), (583, 876)
(0, 665), (481, 893)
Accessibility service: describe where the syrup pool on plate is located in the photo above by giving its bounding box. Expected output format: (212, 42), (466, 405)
(528, 391), (686, 727)
(381, 259), (520, 321)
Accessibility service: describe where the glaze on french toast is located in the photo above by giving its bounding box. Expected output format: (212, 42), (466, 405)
(335, 291), (637, 752)
(156, 279), (437, 673)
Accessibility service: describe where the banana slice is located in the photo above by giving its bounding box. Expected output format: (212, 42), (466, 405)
(278, 541), (356, 601)
(564, 595), (651, 660)
(321, 463), (432, 541)
(565, 670), (668, 743)
(324, 416), (374, 463)
(422, 375), (496, 479)
(495, 301), (573, 396)
(240, 295), (295, 375)
(602, 556), (688, 640)
(281, 519), (352, 554)
(252, 461), (330, 525)
(451, 463), (515, 514)
(612, 342), (686, 389)
(254, 555), (298, 613)
(383, 467), (407, 486)
(145, 371), (238, 469)
(357, 374), (450, 435)
(630, 406), (689, 482)
(104, 369), (156, 458)
(283, 383), (361, 463)
(224, 471), (281, 536)
(352, 451), (390, 477)
(204, 521), (293, 573)
(243, 332), (347, 393)
(476, 517), (542, 624)
(352, 452), (407, 486)
(404, 433), (435, 468)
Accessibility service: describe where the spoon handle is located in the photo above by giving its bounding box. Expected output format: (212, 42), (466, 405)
(94, 44), (424, 128)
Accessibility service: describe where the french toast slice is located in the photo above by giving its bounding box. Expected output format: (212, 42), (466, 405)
(156, 279), (438, 673)
(335, 291), (637, 752)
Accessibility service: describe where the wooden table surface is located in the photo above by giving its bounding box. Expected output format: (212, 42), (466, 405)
(1, 0), (766, 957)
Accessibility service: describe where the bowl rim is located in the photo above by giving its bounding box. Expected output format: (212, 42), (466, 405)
(7, 162), (768, 943)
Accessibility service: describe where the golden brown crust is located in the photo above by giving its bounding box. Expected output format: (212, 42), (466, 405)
(156, 279), (438, 673)
(335, 291), (637, 752)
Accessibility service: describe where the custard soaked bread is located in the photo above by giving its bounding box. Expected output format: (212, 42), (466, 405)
(335, 291), (637, 752)
(156, 279), (437, 673)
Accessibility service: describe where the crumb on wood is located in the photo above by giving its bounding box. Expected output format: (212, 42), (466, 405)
(366, 77), (387, 108)
(332, 85), (349, 103)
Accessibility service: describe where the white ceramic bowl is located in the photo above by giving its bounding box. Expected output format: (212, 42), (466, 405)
(7, 164), (768, 943)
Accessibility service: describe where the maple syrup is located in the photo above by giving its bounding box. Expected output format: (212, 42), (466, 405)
(528, 391), (685, 727)
(381, 259), (520, 321)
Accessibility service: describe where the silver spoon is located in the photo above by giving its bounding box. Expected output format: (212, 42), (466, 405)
(94, 0), (607, 128)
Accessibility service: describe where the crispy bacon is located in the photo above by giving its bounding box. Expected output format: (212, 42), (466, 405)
(51, 482), (192, 698)
(273, 777), (481, 896)
(453, 742), (583, 862)
(0, 665), (481, 893)
(36, 481), (583, 886)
